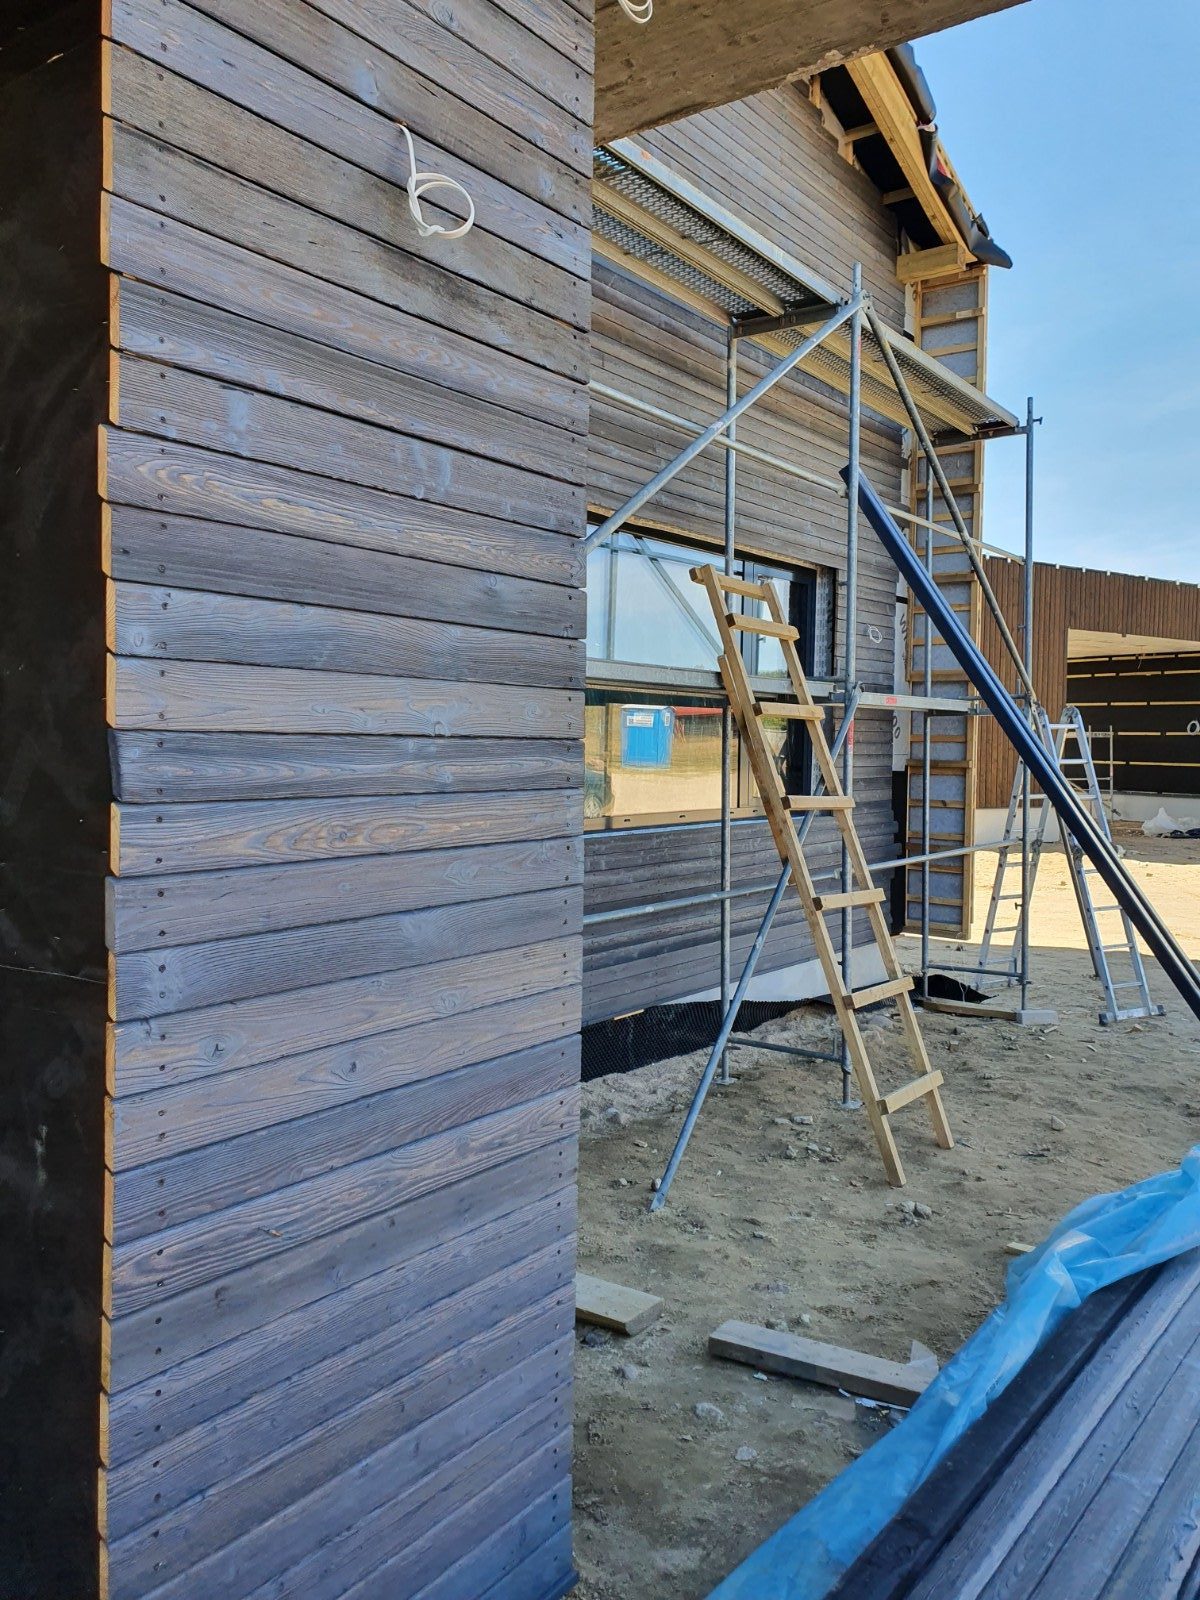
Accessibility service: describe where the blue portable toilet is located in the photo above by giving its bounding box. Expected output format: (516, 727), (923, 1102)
(620, 705), (674, 768)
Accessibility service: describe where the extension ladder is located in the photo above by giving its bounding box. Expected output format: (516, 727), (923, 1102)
(980, 706), (1163, 1024)
(692, 563), (953, 1187)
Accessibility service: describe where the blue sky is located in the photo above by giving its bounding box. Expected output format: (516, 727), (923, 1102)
(915, 0), (1200, 580)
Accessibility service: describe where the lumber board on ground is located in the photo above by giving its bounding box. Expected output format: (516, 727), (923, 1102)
(575, 1273), (663, 1336)
(709, 1320), (935, 1406)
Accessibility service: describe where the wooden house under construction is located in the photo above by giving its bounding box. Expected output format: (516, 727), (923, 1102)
(1, 0), (1027, 1595)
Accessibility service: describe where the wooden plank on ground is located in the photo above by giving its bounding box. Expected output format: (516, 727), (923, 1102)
(575, 1273), (663, 1336)
(709, 1320), (936, 1406)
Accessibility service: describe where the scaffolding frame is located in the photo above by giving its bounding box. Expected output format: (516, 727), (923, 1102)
(580, 256), (1040, 1199)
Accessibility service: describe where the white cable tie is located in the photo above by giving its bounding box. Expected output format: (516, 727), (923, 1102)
(617, 0), (653, 23)
(398, 123), (476, 241)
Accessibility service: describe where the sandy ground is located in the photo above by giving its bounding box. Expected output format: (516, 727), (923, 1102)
(573, 826), (1200, 1600)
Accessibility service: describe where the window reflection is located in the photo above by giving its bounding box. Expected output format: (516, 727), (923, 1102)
(585, 690), (725, 823)
(585, 528), (821, 828)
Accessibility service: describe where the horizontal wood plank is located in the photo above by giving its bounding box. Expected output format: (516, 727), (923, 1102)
(110, 787), (578, 876)
(108, 836), (581, 948)
(107, 1187), (572, 1459)
(109, 354), (583, 534)
(103, 196), (587, 435)
(109, 730), (579, 803)
(109, 1086), (576, 1311)
(109, 884), (580, 1017)
(112, 987), (579, 1164)
(105, 1), (588, 231)
(104, 507), (584, 642)
(109, 936), (580, 1095)
(100, 130), (586, 380)
(107, 1145), (576, 1392)
(236, 1395), (569, 1600)
(99, 428), (583, 586)
(106, 581), (582, 691)
(106, 1294), (572, 1593)
(111, 279), (583, 482)
(107, 657), (582, 742)
(107, 1247), (573, 1532)
(114, 1035), (578, 1238)
(101, 47), (587, 315)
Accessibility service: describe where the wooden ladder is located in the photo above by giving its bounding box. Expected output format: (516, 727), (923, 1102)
(692, 562), (954, 1187)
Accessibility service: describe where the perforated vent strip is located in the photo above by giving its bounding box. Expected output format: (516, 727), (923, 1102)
(593, 146), (1013, 435)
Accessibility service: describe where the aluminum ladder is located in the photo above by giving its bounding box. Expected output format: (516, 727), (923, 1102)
(981, 706), (1163, 1024)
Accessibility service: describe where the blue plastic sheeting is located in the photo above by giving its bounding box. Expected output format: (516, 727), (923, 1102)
(709, 1145), (1200, 1600)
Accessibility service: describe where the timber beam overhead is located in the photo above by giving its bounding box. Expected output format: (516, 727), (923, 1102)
(594, 0), (1029, 141)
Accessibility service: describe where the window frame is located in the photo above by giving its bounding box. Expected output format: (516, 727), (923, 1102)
(584, 524), (826, 833)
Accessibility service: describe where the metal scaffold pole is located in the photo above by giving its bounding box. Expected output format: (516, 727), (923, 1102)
(921, 473), (934, 981)
(839, 264), (863, 1109)
(718, 329), (737, 1083)
(1018, 396), (1037, 1012)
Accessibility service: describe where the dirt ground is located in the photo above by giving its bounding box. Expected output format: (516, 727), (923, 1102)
(573, 826), (1200, 1600)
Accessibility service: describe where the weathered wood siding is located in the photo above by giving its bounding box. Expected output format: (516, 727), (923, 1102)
(97, 1), (589, 1595)
(979, 559), (1200, 807)
(585, 85), (906, 1023)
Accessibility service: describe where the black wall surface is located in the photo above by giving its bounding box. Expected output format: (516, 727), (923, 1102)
(0, 22), (109, 1597)
(1067, 652), (1200, 797)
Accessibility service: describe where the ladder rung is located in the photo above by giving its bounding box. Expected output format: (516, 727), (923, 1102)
(847, 975), (913, 1010)
(754, 700), (824, 721)
(785, 794), (854, 812)
(878, 1070), (944, 1117)
(726, 613), (799, 640)
(812, 888), (886, 912)
(691, 568), (768, 599)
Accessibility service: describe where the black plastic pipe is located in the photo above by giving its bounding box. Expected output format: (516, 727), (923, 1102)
(847, 465), (1200, 1024)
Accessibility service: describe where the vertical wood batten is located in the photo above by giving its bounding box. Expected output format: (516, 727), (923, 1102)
(99, 0), (588, 1593)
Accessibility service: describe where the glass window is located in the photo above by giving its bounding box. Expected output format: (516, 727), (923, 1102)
(585, 528), (827, 828)
(585, 689), (724, 824)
